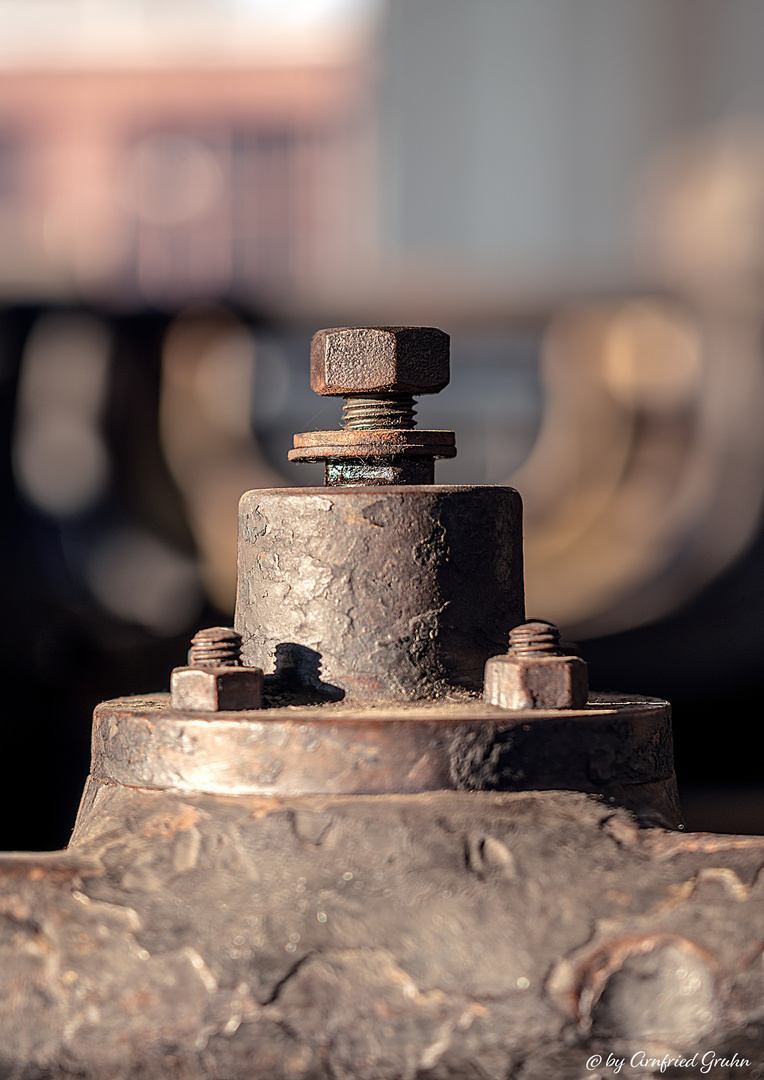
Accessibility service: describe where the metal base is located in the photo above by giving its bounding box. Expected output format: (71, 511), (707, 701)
(91, 693), (681, 827)
(1, 784), (760, 1076)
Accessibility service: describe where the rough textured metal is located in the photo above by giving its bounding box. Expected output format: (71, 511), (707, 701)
(342, 393), (417, 429)
(90, 693), (679, 822)
(507, 620), (565, 656)
(170, 664), (263, 711)
(0, 785), (762, 1077)
(235, 486), (524, 701)
(288, 429), (456, 487)
(324, 458), (436, 486)
(294, 326), (455, 486)
(484, 620), (589, 709)
(484, 653), (588, 709)
(288, 428), (456, 461)
(310, 326), (450, 396)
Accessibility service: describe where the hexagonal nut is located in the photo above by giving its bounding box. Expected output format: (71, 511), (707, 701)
(171, 665), (263, 712)
(310, 326), (450, 396)
(483, 654), (588, 710)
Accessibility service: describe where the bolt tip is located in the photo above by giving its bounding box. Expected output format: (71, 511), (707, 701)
(509, 620), (563, 657)
(189, 627), (242, 666)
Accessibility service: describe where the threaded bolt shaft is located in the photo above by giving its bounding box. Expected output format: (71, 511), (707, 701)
(341, 394), (417, 430)
(508, 620), (563, 657)
(188, 627), (242, 667)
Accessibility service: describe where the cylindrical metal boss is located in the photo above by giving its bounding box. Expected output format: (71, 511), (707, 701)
(235, 485), (524, 701)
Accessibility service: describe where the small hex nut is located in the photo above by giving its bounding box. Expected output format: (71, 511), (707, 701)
(310, 326), (450, 396)
(171, 665), (263, 712)
(483, 654), (588, 710)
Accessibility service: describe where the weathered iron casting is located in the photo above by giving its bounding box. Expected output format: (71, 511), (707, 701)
(1, 326), (763, 1079)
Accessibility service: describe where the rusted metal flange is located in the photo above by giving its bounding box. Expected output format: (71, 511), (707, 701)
(90, 693), (681, 826)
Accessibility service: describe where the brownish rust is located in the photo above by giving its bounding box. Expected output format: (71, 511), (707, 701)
(169, 664), (263, 711)
(484, 619), (589, 709)
(310, 326), (450, 396)
(188, 626), (243, 666)
(288, 427), (456, 460)
(171, 626), (263, 711)
(295, 325), (455, 486)
(4, 322), (762, 1075)
(90, 692), (680, 825)
(235, 486), (524, 701)
(0, 785), (761, 1076)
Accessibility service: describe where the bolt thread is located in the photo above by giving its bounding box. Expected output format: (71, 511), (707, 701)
(508, 620), (562, 657)
(342, 394), (417, 430)
(189, 627), (242, 666)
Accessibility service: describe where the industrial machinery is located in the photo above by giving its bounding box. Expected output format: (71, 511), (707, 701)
(1, 327), (762, 1079)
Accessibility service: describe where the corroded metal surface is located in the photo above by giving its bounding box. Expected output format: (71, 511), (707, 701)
(1, 786), (762, 1077)
(188, 627), (244, 666)
(288, 428), (457, 462)
(309, 326), (450, 396)
(294, 326), (455, 485)
(235, 486), (524, 701)
(288, 430), (457, 486)
(324, 458), (437, 486)
(90, 693), (679, 818)
(170, 664), (263, 711)
(484, 620), (589, 710)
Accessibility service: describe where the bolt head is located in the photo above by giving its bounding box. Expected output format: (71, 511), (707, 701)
(483, 654), (588, 710)
(171, 665), (263, 712)
(310, 326), (450, 396)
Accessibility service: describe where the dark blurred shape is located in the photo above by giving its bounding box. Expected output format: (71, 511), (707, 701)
(0, 305), (211, 851)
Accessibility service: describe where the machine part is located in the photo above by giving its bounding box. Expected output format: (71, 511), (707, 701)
(290, 428), (456, 460)
(309, 325), (450, 397)
(90, 693), (680, 825)
(323, 457), (437, 485)
(188, 626), (243, 666)
(484, 619), (589, 709)
(171, 626), (263, 711)
(289, 326), (455, 485)
(1, 787), (762, 1078)
(2, 324), (763, 1076)
(235, 485), (524, 701)
(169, 664), (263, 712)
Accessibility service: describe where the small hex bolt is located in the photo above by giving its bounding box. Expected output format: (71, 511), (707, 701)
(172, 627), (263, 712)
(313, 326), (449, 435)
(483, 620), (588, 710)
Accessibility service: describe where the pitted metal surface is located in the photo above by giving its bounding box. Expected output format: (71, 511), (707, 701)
(235, 486), (524, 701)
(90, 693), (679, 818)
(0, 787), (762, 1077)
(293, 326), (455, 485)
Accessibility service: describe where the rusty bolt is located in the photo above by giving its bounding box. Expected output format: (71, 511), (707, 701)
(292, 327), (454, 485)
(188, 626), (242, 666)
(311, 326), (450, 400)
(171, 627), (263, 711)
(311, 326), (449, 432)
(483, 620), (588, 710)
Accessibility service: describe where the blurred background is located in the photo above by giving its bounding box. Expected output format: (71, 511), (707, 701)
(2, 0), (764, 848)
